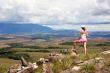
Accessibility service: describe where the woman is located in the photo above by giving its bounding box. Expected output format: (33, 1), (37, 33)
(72, 25), (88, 55)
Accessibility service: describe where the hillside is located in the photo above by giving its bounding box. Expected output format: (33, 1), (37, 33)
(0, 23), (54, 34)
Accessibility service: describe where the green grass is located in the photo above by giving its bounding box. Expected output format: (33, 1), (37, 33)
(52, 56), (76, 73)
(80, 63), (96, 73)
(0, 40), (110, 73)
(0, 58), (20, 73)
(0, 65), (8, 73)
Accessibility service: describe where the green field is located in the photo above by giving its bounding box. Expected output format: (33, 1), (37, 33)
(0, 39), (110, 73)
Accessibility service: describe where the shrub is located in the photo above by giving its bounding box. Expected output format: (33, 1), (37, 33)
(60, 49), (69, 54)
(9, 43), (44, 49)
(46, 46), (64, 49)
(52, 57), (75, 73)
(34, 65), (43, 73)
(80, 63), (96, 73)
(0, 50), (31, 61)
(60, 42), (73, 45)
(61, 57), (75, 70)
(52, 61), (62, 73)
(8, 53), (31, 61)
(95, 42), (110, 47)
(9, 43), (24, 48)
(79, 54), (90, 61)
(0, 65), (8, 73)
(24, 50), (50, 53)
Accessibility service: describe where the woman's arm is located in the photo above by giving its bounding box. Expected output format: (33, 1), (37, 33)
(86, 31), (88, 37)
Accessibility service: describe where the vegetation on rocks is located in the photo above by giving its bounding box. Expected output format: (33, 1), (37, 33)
(0, 39), (110, 73)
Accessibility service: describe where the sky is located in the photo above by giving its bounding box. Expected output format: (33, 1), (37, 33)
(0, 0), (110, 31)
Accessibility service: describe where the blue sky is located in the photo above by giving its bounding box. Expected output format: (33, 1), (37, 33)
(0, 0), (110, 31)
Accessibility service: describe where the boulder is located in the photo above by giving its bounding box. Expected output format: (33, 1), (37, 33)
(48, 53), (65, 62)
(8, 57), (38, 73)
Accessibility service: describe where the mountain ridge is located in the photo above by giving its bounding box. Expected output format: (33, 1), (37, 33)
(0, 22), (109, 38)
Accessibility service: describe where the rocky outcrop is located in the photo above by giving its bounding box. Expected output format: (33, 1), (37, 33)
(61, 50), (110, 73)
(61, 57), (105, 73)
(48, 53), (65, 62)
(70, 49), (77, 57)
(8, 57), (38, 73)
(8, 50), (110, 73)
(101, 50), (110, 55)
(38, 58), (53, 73)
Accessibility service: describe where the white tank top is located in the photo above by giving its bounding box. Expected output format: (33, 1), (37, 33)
(81, 34), (87, 39)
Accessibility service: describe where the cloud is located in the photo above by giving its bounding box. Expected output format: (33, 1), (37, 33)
(92, 0), (110, 16)
(0, 0), (110, 31)
(47, 24), (110, 31)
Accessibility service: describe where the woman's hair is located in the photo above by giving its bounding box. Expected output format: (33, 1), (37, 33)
(81, 27), (86, 31)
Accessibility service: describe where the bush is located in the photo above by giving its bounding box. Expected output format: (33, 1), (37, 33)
(34, 65), (43, 73)
(95, 42), (110, 46)
(46, 46), (64, 49)
(61, 57), (75, 70)
(0, 65), (8, 73)
(9, 43), (24, 48)
(80, 63), (96, 73)
(8, 53), (31, 61)
(60, 49), (69, 54)
(79, 54), (90, 61)
(60, 42), (73, 45)
(24, 50), (50, 53)
(52, 57), (75, 73)
(0, 50), (31, 61)
(23, 46), (43, 49)
(52, 61), (62, 73)
(9, 43), (44, 49)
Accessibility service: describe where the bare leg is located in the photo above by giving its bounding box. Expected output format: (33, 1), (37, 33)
(73, 41), (77, 49)
(72, 40), (79, 54)
(83, 42), (87, 55)
(73, 40), (79, 49)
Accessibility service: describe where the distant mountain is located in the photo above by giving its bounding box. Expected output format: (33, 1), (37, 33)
(0, 22), (54, 34)
(0, 22), (109, 39)
(89, 31), (110, 38)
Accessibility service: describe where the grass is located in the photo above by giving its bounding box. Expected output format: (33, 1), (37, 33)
(0, 58), (20, 73)
(101, 54), (110, 73)
(0, 65), (8, 73)
(34, 65), (43, 73)
(16, 52), (50, 61)
(80, 62), (96, 73)
(52, 56), (76, 73)
(0, 39), (110, 73)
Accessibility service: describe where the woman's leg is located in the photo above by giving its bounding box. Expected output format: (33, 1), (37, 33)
(83, 42), (87, 55)
(71, 40), (80, 54)
(73, 40), (79, 49)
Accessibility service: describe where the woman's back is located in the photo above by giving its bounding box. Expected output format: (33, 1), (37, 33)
(80, 30), (88, 39)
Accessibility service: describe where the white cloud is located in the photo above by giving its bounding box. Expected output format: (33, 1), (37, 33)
(47, 24), (110, 31)
(0, 0), (110, 31)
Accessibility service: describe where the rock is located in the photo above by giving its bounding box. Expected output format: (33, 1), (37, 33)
(8, 64), (22, 73)
(70, 51), (77, 57)
(61, 66), (81, 73)
(70, 49), (77, 58)
(60, 69), (72, 73)
(61, 57), (105, 73)
(72, 66), (81, 71)
(38, 58), (53, 73)
(78, 57), (103, 65)
(8, 57), (38, 73)
(8, 62), (38, 73)
(101, 50), (110, 55)
(48, 53), (65, 62)
(42, 62), (53, 73)
(21, 57), (28, 67)
(17, 67), (33, 73)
